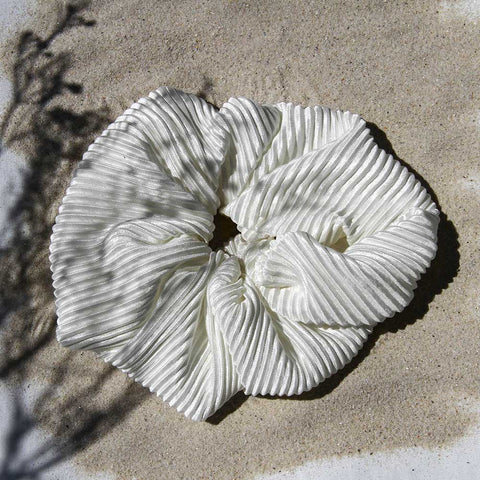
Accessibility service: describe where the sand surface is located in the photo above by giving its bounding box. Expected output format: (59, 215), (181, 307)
(0, 0), (479, 479)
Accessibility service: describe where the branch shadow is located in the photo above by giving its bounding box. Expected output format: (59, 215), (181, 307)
(0, 2), (149, 477)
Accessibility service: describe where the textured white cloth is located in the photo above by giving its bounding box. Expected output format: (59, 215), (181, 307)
(50, 87), (439, 420)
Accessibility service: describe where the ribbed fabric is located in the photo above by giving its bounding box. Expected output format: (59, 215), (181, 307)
(50, 87), (439, 420)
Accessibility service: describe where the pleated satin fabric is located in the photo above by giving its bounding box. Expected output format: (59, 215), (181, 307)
(50, 87), (439, 420)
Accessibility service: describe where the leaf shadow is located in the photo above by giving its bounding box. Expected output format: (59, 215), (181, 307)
(0, 2), (149, 477)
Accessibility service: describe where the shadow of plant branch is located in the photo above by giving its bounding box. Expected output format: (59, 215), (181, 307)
(0, 2), (149, 477)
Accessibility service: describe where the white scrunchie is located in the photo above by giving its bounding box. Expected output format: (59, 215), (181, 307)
(50, 87), (439, 420)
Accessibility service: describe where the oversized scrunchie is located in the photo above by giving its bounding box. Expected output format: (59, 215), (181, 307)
(50, 87), (439, 420)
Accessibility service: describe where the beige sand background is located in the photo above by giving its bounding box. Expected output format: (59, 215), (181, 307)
(0, 0), (479, 478)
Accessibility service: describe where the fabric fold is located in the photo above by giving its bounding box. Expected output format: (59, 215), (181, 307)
(251, 207), (438, 329)
(109, 252), (242, 421)
(209, 257), (371, 396)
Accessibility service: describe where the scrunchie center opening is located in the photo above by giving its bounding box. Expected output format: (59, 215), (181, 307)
(328, 227), (350, 253)
(208, 212), (240, 251)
